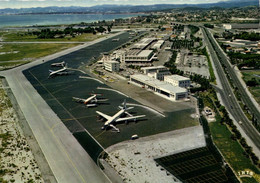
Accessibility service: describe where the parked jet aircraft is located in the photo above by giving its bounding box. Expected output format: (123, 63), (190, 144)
(48, 66), (69, 78)
(51, 61), (66, 67)
(72, 93), (108, 107)
(96, 100), (145, 132)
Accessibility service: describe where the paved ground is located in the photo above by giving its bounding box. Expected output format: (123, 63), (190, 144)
(104, 126), (206, 183)
(0, 32), (123, 183)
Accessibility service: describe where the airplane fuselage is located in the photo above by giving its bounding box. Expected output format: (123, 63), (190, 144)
(104, 109), (125, 126)
(49, 67), (67, 77)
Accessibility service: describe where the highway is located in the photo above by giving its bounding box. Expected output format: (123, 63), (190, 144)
(202, 28), (260, 154)
(207, 29), (260, 123)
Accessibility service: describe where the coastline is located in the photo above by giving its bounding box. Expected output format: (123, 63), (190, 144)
(0, 13), (145, 29)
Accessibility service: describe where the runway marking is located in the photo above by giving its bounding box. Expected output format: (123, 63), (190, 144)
(79, 76), (104, 84)
(97, 87), (129, 98)
(16, 73), (88, 183)
(52, 84), (73, 95)
(28, 70), (105, 151)
(95, 131), (106, 138)
(30, 79), (85, 88)
(126, 103), (165, 117)
(50, 121), (63, 131)
(68, 104), (83, 112)
(62, 115), (98, 121)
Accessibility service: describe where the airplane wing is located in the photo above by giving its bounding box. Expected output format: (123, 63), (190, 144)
(72, 97), (85, 103)
(125, 111), (133, 117)
(96, 99), (108, 102)
(115, 115), (146, 123)
(96, 111), (111, 120)
(109, 124), (120, 132)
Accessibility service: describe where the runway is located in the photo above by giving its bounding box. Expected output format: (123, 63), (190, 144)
(0, 32), (125, 183)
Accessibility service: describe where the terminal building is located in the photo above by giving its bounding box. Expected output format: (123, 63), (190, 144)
(124, 50), (154, 66)
(164, 75), (190, 88)
(130, 74), (188, 101)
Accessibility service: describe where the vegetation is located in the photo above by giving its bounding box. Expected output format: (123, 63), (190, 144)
(242, 71), (260, 105)
(164, 50), (183, 75)
(171, 39), (194, 49)
(234, 32), (260, 41)
(199, 47), (216, 83)
(188, 25), (199, 35)
(0, 43), (79, 69)
(204, 23), (214, 29)
(31, 26), (109, 39)
(3, 31), (104, 42)
(199, 90), (260, 182)
(227, 52), (260, 70)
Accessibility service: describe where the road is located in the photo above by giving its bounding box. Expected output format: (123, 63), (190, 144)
(0, 32), (125, 183)
(207, 29), (260, 123)
(202, 28), (260, 155)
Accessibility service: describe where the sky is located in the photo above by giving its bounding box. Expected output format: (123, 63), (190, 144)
(0, 0), (230, 9)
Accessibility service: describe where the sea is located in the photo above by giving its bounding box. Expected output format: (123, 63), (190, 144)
(0, 13), (142, 28)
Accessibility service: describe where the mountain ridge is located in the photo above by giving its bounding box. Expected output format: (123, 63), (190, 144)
(0, 0), (258, 15)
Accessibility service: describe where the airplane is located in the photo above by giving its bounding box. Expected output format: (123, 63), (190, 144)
(96, 100), (145, 133)
(48, 65), (70, 78)
(51, 61), (65, 67)
(72, 93), (108, 107)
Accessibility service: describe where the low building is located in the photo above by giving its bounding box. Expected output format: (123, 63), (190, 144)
(131, 38), (157, 50)
(141, 66), (171, 80)
(151, 40), (165, 50)
(104, 61), (120, 72)
(125, 50), (154, 66)
(223, 23), (259, 30)
(141, 66), (168, 74)
(130, 74), (188, 101)
(164, 75), (190, 88)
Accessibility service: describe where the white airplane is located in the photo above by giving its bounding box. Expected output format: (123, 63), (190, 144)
(96, 100), (145, 132)
(72, 93), (108, 107)
(51, 61), (65, 67)
(48, 66), (69, 78)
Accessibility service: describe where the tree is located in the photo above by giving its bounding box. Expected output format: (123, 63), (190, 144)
(107, 26), (111, 33)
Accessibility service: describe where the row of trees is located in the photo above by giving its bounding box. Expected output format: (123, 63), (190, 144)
(32, 26), (111, 39)
(202, 88), (259, 167)
(204, 23), (214, 29)
(246, 78), (259, 87)
(227, 52), (260, 69)
(234, 32), (260, 41)
(171, 39), (194, 50)
(217, 102), (259, 166)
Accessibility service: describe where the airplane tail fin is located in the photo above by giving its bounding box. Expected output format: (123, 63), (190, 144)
(119, 99), (133, 111)
(90, 91), (102, 96)
(61, 61), (65, 67)
(49, 70), (54, 74)
(123, 99), (126, 110)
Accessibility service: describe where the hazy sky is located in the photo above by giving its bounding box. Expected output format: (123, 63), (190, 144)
(0, 0), (229, 9)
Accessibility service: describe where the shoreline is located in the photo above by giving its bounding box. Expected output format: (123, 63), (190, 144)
(0, 13), (145, 29)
